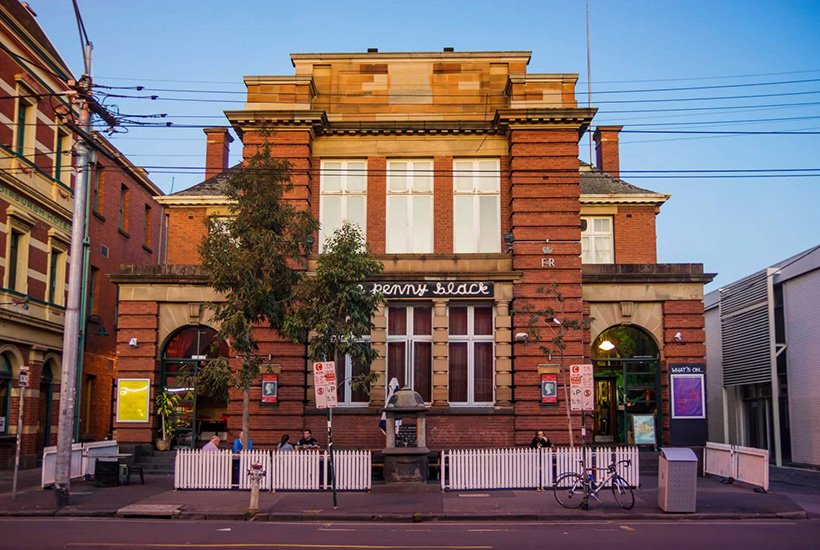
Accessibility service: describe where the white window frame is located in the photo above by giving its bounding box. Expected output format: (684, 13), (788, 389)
(386, 159), (434, 253)
(581, 216), (614, 264)
(319, 159), (367, 252)
(453, 159), (501, 253)
(335, 338), (372, 407)
(448, 304), (495, 406)
(386, 304), (433, 402)
(46, 234), (68, 306)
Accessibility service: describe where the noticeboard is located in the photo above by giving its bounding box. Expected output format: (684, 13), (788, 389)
(116, 378), (150, 423)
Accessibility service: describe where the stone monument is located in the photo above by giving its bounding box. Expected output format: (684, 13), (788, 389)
(381, 387), (430, 483)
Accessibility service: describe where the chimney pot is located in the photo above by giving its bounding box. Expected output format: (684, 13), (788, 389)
(593, 125), (623, 179)
(367, 48), (378, 53)
(203, 127), (233, 180)
(443, 47), (454, 52)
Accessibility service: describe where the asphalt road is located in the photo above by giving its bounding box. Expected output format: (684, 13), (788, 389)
(1, 518), (818, 549)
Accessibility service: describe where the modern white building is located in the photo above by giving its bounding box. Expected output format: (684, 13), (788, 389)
(705, 245), (820, 467)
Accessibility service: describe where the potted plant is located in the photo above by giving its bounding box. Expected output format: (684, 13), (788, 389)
(155, 389), (179, 451)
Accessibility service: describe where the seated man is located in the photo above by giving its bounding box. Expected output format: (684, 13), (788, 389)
(202, 435), (221, 452)
(295, 428), (319, 449)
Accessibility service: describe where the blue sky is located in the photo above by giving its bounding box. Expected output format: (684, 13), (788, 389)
(31, 0), (820, 290)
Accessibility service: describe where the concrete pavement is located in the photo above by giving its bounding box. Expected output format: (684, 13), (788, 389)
(0, 468), (815, 522)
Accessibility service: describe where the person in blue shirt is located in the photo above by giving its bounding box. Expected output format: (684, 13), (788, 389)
(232, 431), (253, 452)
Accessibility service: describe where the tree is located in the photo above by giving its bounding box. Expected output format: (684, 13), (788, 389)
(198, 145), (318, 450)
(519, 284), (592, 447)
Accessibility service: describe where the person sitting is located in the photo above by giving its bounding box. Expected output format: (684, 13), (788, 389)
(202, 435), (221, 452)
(530, 430), (552, 449)
(232, 430), (253, 453)
(295, 428), (319, 449)
(277, 434), (294, 452)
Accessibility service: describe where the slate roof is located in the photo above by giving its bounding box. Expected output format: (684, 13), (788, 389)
(172, 161), (661, 197)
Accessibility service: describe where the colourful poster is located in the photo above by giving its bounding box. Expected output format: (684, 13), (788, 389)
(671, 374), (706, 419)
(116, 378), (150, 423)
(541, 374), (557, 404)
(261, 373), (278, 404)
(632, 414), (656, 445)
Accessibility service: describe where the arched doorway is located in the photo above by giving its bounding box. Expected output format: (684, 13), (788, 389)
(36, 361), (56, 457)
(592, 325), (660, 444)
(161, 326), (229, 449)
(0, 352), (13, 437)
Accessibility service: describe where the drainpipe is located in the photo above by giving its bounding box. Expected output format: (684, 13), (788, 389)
(766, 268), (782, 466)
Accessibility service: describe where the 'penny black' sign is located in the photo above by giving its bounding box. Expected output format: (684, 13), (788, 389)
(362, 281), (494, 299)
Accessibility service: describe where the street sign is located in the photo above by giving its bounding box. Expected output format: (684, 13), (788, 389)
(569, 364), (594, 412)
(18, 366), (29, 388)
(313, 362), (338, 409)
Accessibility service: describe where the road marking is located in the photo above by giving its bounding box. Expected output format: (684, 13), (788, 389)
(68, 544), (492, 549)
(216, 528), (231, 532)
(458, 494), (490, 498)
(620, 525), (635, 531)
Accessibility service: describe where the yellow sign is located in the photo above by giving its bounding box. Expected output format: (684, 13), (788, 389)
(116, 378), (151, 423)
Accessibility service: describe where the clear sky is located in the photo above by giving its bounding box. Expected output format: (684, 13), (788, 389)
(30, 0), (820, 290)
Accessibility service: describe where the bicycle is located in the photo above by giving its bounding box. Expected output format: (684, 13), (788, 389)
(553, 454), (635, 510)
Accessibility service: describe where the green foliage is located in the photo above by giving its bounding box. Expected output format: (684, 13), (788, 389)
(155, 389), (180, 440)
(283, 222), (384, 391)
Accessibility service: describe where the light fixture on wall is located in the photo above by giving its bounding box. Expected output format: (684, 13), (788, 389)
(503, 233), (514, 253)
(598, 340), (615, 351)
(86, 314), (109, 336)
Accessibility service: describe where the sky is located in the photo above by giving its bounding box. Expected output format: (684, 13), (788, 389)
(29, 0), (820, 290)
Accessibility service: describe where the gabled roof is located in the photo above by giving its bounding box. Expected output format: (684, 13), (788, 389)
(170, 164), (241, 196)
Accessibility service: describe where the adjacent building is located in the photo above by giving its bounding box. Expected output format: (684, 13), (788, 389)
(705, 245), (820, 467)
(0, 0), (163, 468)
(113, 50), (713, 452)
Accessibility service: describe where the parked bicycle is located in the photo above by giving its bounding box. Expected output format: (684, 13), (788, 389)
(553, 454), (635, 510)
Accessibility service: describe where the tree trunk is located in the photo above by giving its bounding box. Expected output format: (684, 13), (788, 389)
(562, 353), (574, 448)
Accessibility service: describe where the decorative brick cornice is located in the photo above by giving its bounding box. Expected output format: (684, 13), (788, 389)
(582, 263), (716, 284)
(109, 264), (209, 285)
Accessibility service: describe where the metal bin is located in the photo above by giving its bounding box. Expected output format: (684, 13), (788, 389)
(658, 447), (698, 512)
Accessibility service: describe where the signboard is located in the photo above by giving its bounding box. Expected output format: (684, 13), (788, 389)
(313, 362), (338, 409)
(0, 417), (5, 432)
(541, 373), (558, 404)
(115, 378), (150, 423)
(18, 365), (29, 388)
(361, 281), (493, 299)
(671, 375), (705, 419)
(261, 374), (278, 404)
(569, 364), (594, 411)
(631, 414), (656, 445)
(668, 362), (708, 445)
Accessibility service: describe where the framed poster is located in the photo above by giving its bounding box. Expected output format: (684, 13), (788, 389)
(541, 373), (558, 404)
(261, 373), (278, 404)
(671, 374), (706, 419)
(631, 414), (656, 446)
(116, 378), (150, 423)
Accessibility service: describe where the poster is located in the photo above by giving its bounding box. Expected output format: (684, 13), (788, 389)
(541, 373), (557, 404)
(116, 378), (150, 423)
(671, 374), (706, 419)
(632, 414), (656, 445)
(261, 373), (278, 404)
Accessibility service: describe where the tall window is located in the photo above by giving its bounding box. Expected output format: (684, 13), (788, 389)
(14, 98), (34, 157)
(92, 164), (104, 213)
(453, 159), (500, 253)
(387, 305), (433, 402)
(119, 185), (129, 232)
(449, 306), (494, 405)
(581, 216), (613, 264)
(87, 267), (99, 316)
(54, 129), (71, 184)
(7, 230), (21, 291)
(319, 160), (366, 251)
(143, 204), (152, 247)
(386, 160), (433, 253)
(47, 247), (66, 305)
(80, 375), (96, 437)
(0, 353), (11, 435)
(335, 342), (371, 406)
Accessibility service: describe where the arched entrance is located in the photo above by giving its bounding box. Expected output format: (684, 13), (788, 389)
(160, 326), (229, 449)
(0, 352), (13, 437)
(592, 325), (660, 444)
(36, 360), (56, 457)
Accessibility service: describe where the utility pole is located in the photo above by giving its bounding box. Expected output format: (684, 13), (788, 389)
(53, 43), (93, 506)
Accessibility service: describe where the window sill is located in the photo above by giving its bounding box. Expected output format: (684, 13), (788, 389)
(92, 211), (106, 222)
(118, 228), (130, 239)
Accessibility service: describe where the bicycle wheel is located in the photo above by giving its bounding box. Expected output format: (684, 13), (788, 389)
(611, 475), (635, 510)
(554, 473), (585, 509)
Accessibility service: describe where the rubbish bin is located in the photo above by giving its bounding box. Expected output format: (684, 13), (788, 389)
(658, 447), (698, 513)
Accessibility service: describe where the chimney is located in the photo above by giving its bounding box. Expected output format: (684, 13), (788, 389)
(593, 125), (623, 179)
(203, 127), (233, 180)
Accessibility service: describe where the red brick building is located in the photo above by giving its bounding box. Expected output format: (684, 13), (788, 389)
(113, 51), (713, 452)
(0, 0), (163, 468)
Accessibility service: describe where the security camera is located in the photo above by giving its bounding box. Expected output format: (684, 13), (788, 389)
(128, 338), (138, 348)
(674, 332), (682, 342)
(515, 332), (529, 342)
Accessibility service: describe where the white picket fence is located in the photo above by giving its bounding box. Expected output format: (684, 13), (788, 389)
(440, 446), (640, 491)
(174, 449), (370, 491)
(704, 441), (769, 491)
(41, 440), (119, 487)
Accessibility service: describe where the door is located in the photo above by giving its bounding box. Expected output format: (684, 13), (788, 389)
(594, 378), (616, 442)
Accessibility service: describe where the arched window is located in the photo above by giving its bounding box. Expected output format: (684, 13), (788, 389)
(163, 326), (228, 361)
(592, 325), (659, 360)
(0, 353), (13, 436)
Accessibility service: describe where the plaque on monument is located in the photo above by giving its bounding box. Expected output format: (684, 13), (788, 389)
(396, 425), (417, 447)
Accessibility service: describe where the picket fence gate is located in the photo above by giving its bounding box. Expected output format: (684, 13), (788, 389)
(440, 446), (640, 491)
(41, 440), (119, 487)
(704, 441), (769, 491)
(174, 449), (371, 491)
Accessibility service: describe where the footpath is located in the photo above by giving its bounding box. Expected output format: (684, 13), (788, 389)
(0, 466), (817, 522)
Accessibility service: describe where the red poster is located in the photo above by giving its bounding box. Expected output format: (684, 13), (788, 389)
(261, 373), (278, 404)
(541, 373), (558, 404)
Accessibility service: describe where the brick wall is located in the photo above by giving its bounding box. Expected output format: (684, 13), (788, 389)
(166, 208), (208, 264)
(614, 205), (657, 264)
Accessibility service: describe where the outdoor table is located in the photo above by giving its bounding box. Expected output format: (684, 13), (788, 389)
(90, 454), (133, 487)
